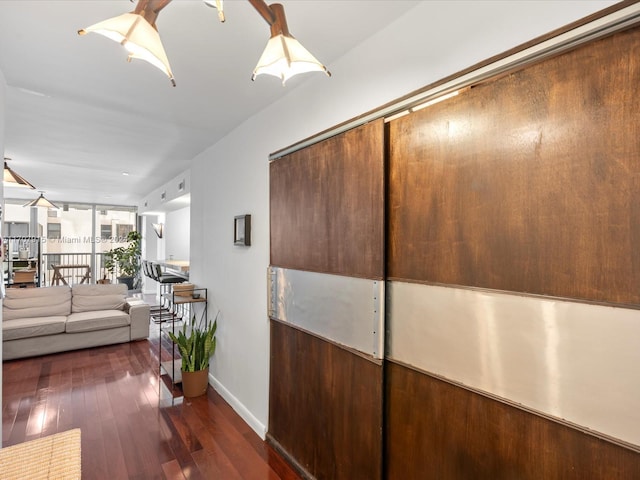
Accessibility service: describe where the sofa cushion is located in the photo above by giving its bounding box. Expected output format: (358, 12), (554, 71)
(71, 284), (127, 313)
(3, 316), (67, 341)
(66, 310), (130, 333)
(3, 286), (71, 321)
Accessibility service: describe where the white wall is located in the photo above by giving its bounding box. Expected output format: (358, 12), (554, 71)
(165, 207), (190, 262)
(138, 170), (190, 215)
(141, 207), (189, 295)
(188, 1), (618, 437)
(0, 67), (6, 418)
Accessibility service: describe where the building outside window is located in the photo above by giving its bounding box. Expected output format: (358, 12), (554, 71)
(3, 221), (29, 238)
(116, 224), (133, 240)
(3, 201), (137, 286)
(100, 224), (112, 240)
(47, 223), (62, 239)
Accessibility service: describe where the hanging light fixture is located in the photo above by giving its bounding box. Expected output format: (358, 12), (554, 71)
(78, 0), (176, 86)
(204, 0), (225, 23)
(78, 0), (329, 86)
(24, 192), (60, 209)
(4, 157), (36, 189)
(250, 2), (330, 85)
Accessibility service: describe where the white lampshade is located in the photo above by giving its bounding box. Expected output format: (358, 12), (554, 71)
(79, 13), (175, 86)
(23, 192), (60, 209)
(4, 160), (35, 189)
(251, 2), (329, 85)
(252, 34), (330, 85)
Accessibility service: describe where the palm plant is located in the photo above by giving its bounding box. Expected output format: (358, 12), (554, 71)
(167, 318), (217, 372)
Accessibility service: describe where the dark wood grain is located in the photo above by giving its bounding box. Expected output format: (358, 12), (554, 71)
(385, 361), (640, 479)
(270, 119), (385, 279)
(2, 329), (301, 480)
(388, 25), (640, 306)
(268, 320), (383, 479)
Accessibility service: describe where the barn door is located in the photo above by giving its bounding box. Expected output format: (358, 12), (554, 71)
(267, 119), (385, 480)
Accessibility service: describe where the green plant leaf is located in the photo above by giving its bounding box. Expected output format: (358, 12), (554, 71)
(104, 230), (141, 286)
(167, 317), (218, 372)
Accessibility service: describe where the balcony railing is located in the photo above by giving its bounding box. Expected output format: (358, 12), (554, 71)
(42, 252), (122, 287)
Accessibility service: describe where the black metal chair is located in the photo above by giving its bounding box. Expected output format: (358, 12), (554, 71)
(142, 260), (153, 279)
(142, 260), (164, 313)
(142, 260), (175, 322)
(149, 262), (185, 323)
(150, 262), (184, 292)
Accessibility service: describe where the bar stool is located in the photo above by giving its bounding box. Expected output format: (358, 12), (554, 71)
(151, 262), (185, 294)
(142, 260), (184, 323)
(142, 260), (166, 320)
(142, 260), (153, 280)
(150, 262), (185, 323)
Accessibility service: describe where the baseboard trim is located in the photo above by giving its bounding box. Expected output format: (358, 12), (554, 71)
(209, 373), (267, 439)
(266, 433), (314, 480)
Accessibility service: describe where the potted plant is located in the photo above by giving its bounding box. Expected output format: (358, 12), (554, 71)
(104, 230), (141, 290)
(167, 317), (217, 397)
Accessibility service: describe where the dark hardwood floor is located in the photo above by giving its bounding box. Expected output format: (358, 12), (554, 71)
(2, 324), (302, 480)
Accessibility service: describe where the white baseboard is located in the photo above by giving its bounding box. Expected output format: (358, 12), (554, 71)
(208, 373), (267, 439)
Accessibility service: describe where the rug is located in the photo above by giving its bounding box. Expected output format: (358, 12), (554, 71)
(0, 428), (81, 479)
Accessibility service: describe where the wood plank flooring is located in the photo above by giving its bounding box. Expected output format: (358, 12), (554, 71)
(2, 330), (302, 480)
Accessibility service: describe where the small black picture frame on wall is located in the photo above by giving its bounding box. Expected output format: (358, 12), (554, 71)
(234, 214), (251, 246)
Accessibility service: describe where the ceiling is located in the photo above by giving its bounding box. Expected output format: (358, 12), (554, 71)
(0, 0), (420, 207)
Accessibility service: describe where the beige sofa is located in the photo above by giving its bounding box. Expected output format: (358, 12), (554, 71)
(2, 284), (150, 360)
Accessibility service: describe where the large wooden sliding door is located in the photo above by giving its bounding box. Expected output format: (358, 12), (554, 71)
(385, 24), (640, 478)
(268, 16), (640, 480)
(268, 120), (385, 480)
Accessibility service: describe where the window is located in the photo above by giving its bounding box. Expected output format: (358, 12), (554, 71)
(3, 222), (29, 238)
(116, 224), (133, 241)
(100, 224), (112, 239)
(47, 223), (62, 239)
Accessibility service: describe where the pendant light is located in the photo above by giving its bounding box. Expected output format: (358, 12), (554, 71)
(251, 3), (330, 85)
(4, 157), (35, 189)
(24, 192), (60, 209)
(79, 0), (330, 86)
(78, 0), (176, 86)
(204, 0), (225, 22)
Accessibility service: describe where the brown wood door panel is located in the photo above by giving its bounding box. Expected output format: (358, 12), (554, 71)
(270, 119), (385, 279)
(269, 121), (385, 478)
(269, 321), (383, 479)
(385, 361), (640, 479)
(388, 26), (640, 306)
